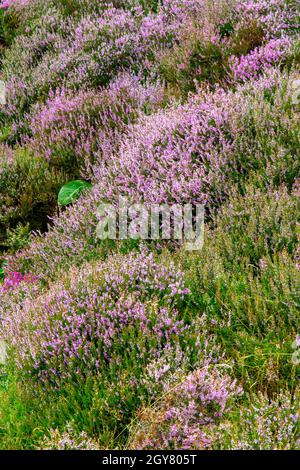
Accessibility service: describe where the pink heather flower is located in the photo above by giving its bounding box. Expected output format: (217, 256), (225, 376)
(259, 259), (268, 270)
(0, 0), (29, 8)
(1, 271), (38, 292)
(1, 251), (190, 384)
(239, 0), (299, 38)
(230, 37), (292, 82)
(27, 72), (164, 173)
(131, 365), (242, 450)
(215, 391), (300, 449)
(5, 69), (294, 281)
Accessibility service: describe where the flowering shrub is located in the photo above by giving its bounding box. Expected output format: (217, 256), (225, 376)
(184, 182), (299, 395)
(0, 0), (29, 8)
(1, 2), (172, 132)
(2, 251), (190, 385)
(6, 69), (299, 281)
(160, 0), (238, 41)
(1, 9), (71, 130)
(0, 0), (299, 451)
(238, 0), (300, 39)
(4, 83), (237, 277)
(1, 271), (37, 291)
(210, 184), (299, 268)
(4, 84), (238, 278)
(129, 366), (242, 449)
(214, 391), (300, 450)
(94, 86), (236, 207)
(1, 0), (298, 136)
(230, 37), (292, 82)
(38, 424), (99, 450)
(28, 73), (164, 176)
(0, 146), (66, 241)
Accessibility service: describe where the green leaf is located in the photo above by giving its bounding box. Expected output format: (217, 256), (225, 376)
(0, 261), (7, 279)
(218, 22), (234, 39)
(58, 180), (92, 207)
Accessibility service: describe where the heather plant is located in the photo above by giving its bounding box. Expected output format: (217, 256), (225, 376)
(0, 3), (19, 55)
(237, 0), (300, 39)
(5, 69), (299, 280)
(155, 0), (299, 95)
(229, 37), (292, 82)
(213, 390), (300, 450)
(226, 69), (300, 190)
(0, 2), (172, 135)
(94, 87), (235, 207)
(206, 184), (299, 269)
(155, 0), (238, 95)
(181, 184), (299, 394)
(0, 146), (66, 249)
(227, 17), (265, 58)
(1, 0), (298, 136)
(0, 0), (299, 452)
(0, 367), (114, 449)
(1, 270), (38, 291)
(128, 366), (242, 449)
(0, 8), (69, 136)
(2, 251), (190, 383)
(4, 82), (237, 278)
(4, 183), (113, 279)
(28, 72), (164, 177)
(38, 424), (100, 450)
(4, 222), (31, 253)
(0, 0), (29, 9)
(183, 255), (299, 394)
(0, 250), (207, 442)
(158, 38), (230, 96)
(89, 69), (300, 210)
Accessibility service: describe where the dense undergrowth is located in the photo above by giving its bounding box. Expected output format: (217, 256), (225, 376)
(0, 0), (299, 450)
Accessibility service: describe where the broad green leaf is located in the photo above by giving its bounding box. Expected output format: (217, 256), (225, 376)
(58, 180), (92, 207)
